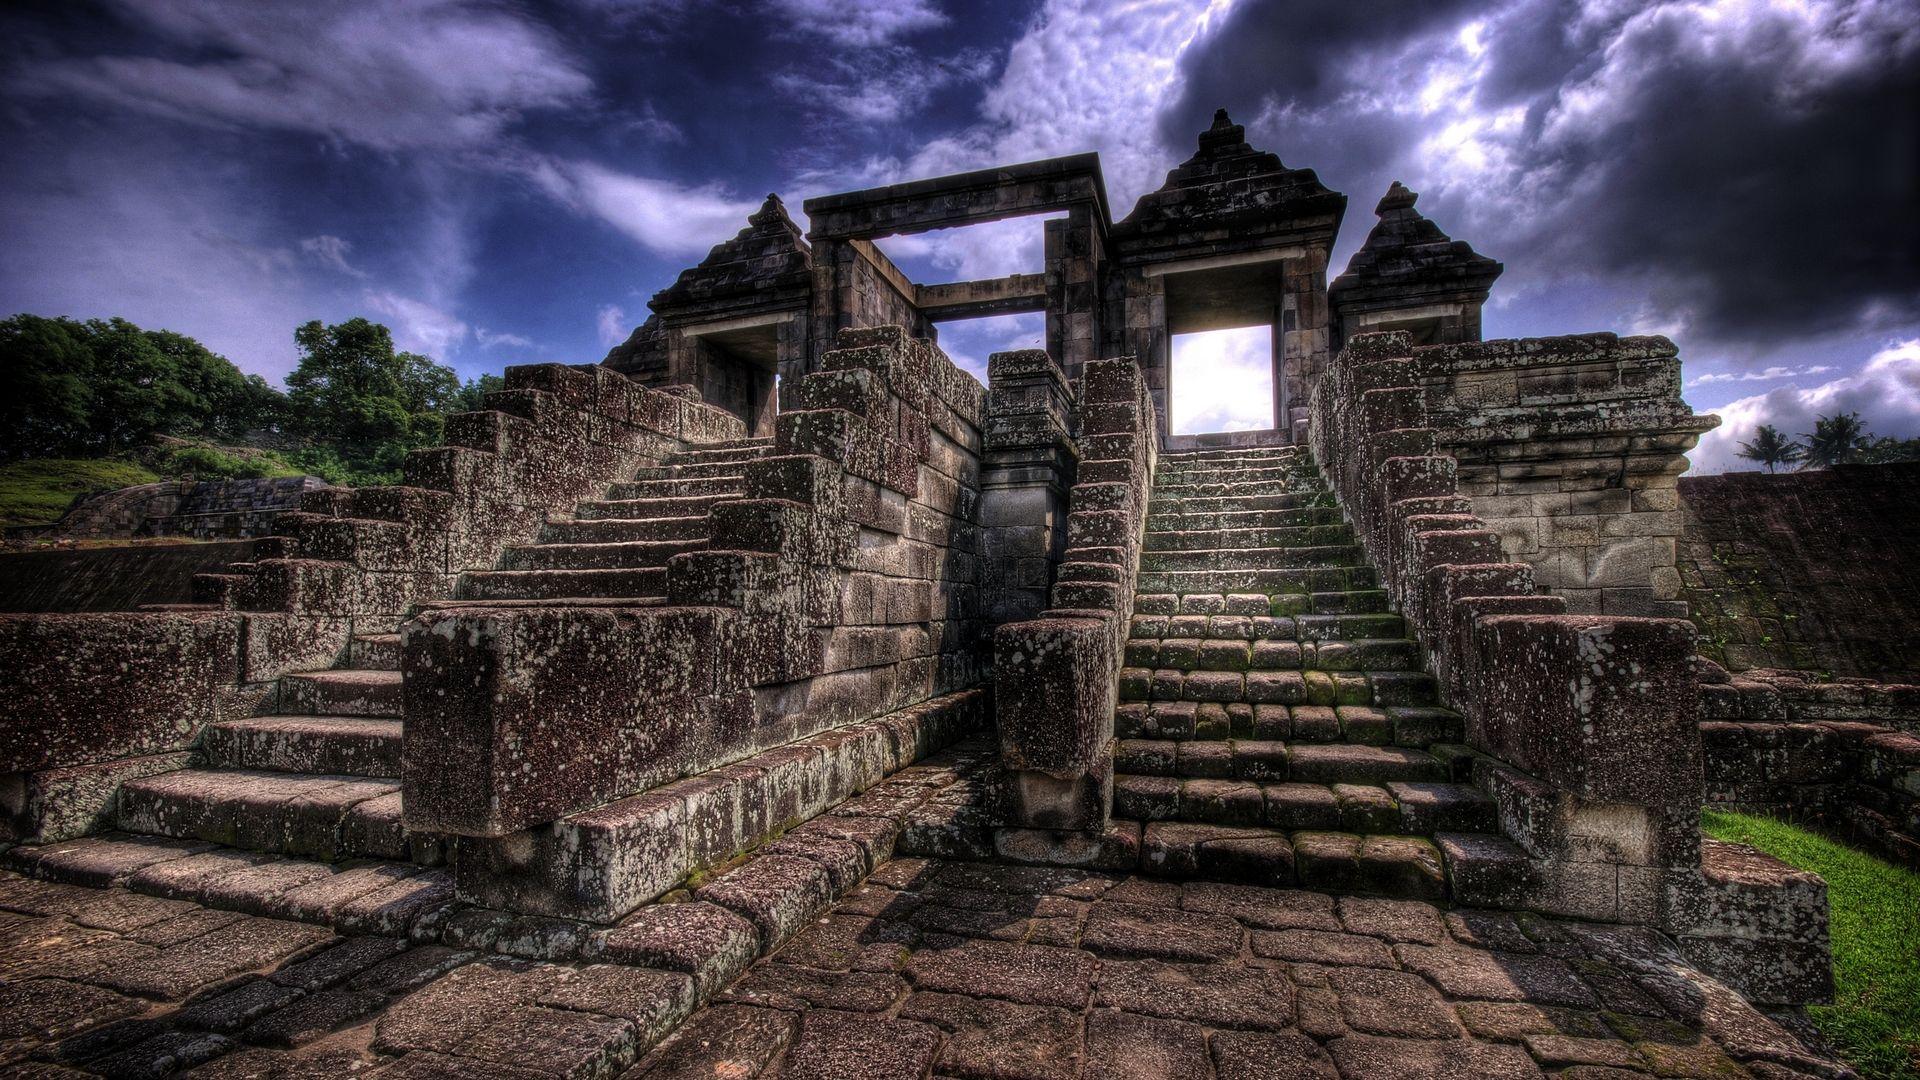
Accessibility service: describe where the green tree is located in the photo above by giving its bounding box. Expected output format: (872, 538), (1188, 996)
(452, 372), (505, 413)
(1736, 424), (1807, 473)
(1859, 435), (1920, 464)
(0, 313), (284, 461)
(1800, 411), (1871, 469)
(0, 315), (94, 460)
(284, 318), (463, 482)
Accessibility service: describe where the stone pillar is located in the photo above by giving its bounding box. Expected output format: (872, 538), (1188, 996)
(980, 350), (1077, 628)
(1045, 207), (1103, 388)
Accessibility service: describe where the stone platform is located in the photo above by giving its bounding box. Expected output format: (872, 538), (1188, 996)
(0, 855), (1850, 1078)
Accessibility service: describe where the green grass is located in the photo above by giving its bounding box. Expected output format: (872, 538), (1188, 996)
(0, 457), (162, 526)
(1703, 810), (1920, 1079)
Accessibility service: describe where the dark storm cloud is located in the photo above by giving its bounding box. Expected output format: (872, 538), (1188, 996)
(1159, 0), (1483, 147)
(1164, 0), (1920, 351)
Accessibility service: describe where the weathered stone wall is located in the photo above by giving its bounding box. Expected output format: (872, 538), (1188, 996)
(1309, 331), (1825, 1002)
(25, 475), (327, 542)
(1700, 669), (1920, 868)
(996, 352), (1157, 835)
(1413, 334), (1715, 619)
(1679, 464), (1920, 680)
(403, 328), (990, 920)
(0, 540), (261, 612)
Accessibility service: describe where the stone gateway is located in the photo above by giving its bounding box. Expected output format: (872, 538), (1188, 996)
(3, 112), (1908, 1078)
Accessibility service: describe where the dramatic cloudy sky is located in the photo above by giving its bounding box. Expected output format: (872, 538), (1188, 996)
(2, 0), (1915, 471)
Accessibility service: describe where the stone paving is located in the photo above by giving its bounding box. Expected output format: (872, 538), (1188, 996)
(0, 856), (1852, 1079)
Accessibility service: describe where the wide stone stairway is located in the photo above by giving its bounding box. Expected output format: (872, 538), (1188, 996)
(113, 628), (433, 867)
(458, 435), (773, 601)
(1110, 445), (1511, 900)
(102, 436), (777, 867)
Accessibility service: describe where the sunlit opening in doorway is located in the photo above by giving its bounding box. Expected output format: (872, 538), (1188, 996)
(1170, 325), (1273, 435)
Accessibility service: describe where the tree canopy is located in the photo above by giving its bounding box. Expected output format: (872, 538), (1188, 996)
(0, 314), (281, 461)
(0, 312), (501, 487)
(1732, 411), (1920, 473)
(1735, 424), (1807, 473)
(283, 317), (465, 481)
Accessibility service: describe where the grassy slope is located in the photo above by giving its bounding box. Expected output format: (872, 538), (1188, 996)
(1703, 810), (1920, 1080)
(0, 458), (162, 527)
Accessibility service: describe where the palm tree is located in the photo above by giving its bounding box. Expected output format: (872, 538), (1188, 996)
(1800, 412), (1869, 469)
(1735, 424), (1806, 473)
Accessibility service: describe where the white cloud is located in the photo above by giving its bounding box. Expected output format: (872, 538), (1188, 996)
(772, 48), (993, 125)
(906, 0), (1234, 210)
(1688, 364), (1838, 387)
(874, 215), (1059, 283)
(597, 304), (630, 348)
(475, 327), (534, 349)
(300, 235), (367, 278)
(1689, 340), (1920, 473)
(16, 0), (592, 153)
(933, 312), (1046, 382)
(364, 290), (470, 357)
(1170, 326), (1274, 435)
(529, 159), (757, 258)
(770, 0), (948, 47)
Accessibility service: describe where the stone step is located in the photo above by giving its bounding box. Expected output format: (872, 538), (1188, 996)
(1134, 566), (1378, 595)
(1158, 446), (1306, 466)
(1121, 819), (1519, 902)
(347, 633), (402, 671)
(1144, 524), (1355, 552)
(1113, 739), (1451, 785)
(1114, 771), (1496, 835)
(1150, 481), (1331, 503)
(457, 567), (667, 602)
(1147, 493), (1334, 521)
(117, 769), (432, 863)
(203, 716), (403, 777)
(1139, 545), (1366, 573)
(1153, 466), (1320, 488)
(1118, 666), (1439, 708)
(1115, 701), (1464, 746)
(1124, 637), (1423, 674)
(1130, 608), (1408, 639)
(661, 445), (770, 466)
(3, 834), (446, 932)
(602, 475), (746, 501)
(279, 669), (403, 718)
(631, 459), (757, 480)
(1148, 493), (1337, 516)
(540, 515), (709, 544)
(1146, 506), (1344, 533)
(573, 493), (735, 521)
(1133, 590), (1395, 617)
(498, 538), (701, 572)
(668, 436), (773, 456)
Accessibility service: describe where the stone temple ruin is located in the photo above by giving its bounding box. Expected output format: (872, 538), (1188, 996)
(1, 110), (1914, 1078)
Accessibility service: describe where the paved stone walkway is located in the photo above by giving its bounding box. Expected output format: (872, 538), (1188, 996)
(632, 858), (1851, 1080)
(0, 859), (1850, 1079)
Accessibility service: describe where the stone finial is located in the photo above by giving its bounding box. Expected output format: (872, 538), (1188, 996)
(749, 192), (788, 225)
(1378, 181), (1418, 214)
(1196, 107), (1247, 152)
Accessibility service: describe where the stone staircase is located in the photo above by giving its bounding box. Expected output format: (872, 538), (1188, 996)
(1112, 445), (1515, 900)
(114, 628), (437, 864)
(104, 438), (777, 868)
(457, 437), (773, 602)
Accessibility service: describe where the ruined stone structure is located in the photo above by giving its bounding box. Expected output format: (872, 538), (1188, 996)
(0, 113), (1891, 1078)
